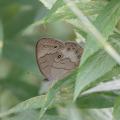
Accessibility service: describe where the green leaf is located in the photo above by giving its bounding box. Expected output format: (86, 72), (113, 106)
(82, 80), (120, 95)
(88, 65), (120, 90)
(39, 69), (78, 119)
(39, 0), (57, 9)
(88, 34), (120, 88)
(113, 96), (120, 120)
(0, 95), (45, 118)
(97, 65), (120, 82)
(82, 0), (120, 63)
(78, 108), (112, 120)
(44, 1), (107, 23)
(8, 110), (66, 120)
(0, 69), (78, 118)
(74, 34), (120, 100)
(8, 110), (39, 120)
(77, 92), (117, 108)
(74, 50), (116, 100)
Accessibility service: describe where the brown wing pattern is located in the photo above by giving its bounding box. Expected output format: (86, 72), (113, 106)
(36, 38), (84, 81)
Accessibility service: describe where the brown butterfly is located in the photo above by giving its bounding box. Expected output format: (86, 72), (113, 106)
(36, 38), (84, 82)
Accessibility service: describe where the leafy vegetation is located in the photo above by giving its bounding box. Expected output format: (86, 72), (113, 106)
(0, 0), (120, 120)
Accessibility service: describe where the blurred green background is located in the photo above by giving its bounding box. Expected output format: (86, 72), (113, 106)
(0, 0), (75, 110)
(0, 0), (120, 120)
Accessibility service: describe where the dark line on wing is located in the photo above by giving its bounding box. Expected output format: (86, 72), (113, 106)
(39, 52), (58, 59)
(42, 65), (73, 70)
(38, 58), (47, 64)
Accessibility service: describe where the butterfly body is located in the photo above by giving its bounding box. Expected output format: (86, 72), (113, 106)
(36, 38), (83, 81)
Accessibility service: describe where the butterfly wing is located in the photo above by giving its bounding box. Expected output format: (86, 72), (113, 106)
(36, 38), (64, 80)
(36, 38), (84, 81)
